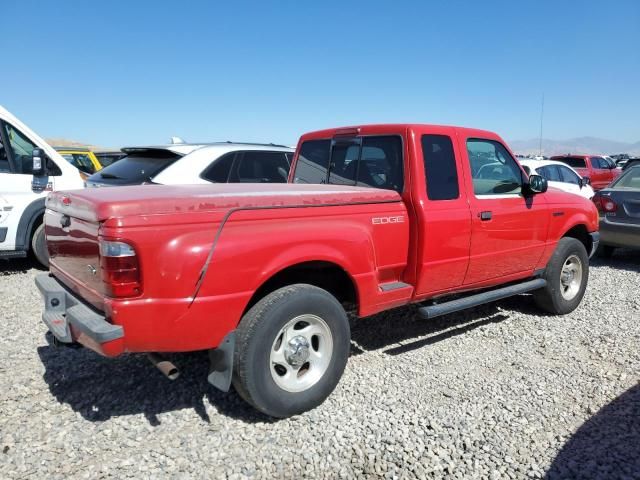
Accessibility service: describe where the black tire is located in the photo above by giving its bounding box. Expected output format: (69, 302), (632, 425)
(31, 223), (49, 267)
(232, 284), (350, 418)
(596, 245), (615, 258)
(533, 237), (589, 315)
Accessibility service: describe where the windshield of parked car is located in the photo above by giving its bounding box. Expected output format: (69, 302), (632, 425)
(89, 149), (182, 184)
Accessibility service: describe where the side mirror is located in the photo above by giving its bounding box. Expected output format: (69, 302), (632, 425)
(581, 176), (591, 187)
(526, 174), (548, 194)
(31, 148), (46, 176)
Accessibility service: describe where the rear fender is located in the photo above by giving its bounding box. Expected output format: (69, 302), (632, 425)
(199, 217), (382, 317)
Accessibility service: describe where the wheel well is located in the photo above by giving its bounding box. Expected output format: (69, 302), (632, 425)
(15, 198), (45, 251)
(243, 261), (358, 315)
(563, 224), (591, 253)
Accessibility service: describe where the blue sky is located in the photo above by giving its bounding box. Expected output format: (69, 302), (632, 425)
(3, 0), (639, 147)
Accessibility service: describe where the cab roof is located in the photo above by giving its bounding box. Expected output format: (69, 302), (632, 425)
(299, 124), (501, 141)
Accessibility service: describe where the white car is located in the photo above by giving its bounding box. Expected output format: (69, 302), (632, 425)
(519, 159), (594, 199)
(86, 142), (294, 187)
(0, 105), (85, 266)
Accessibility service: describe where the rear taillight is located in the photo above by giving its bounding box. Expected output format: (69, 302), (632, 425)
(99, 239), (141, 298)
(593, 194), (617, 213)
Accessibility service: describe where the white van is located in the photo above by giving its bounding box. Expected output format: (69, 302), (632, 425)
(0, 105), (84, 266)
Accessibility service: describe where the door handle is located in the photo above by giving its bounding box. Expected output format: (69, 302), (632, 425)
(479, 211), (492, 221)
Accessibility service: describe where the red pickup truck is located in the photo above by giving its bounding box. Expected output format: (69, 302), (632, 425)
(551, 154), (621, 191)
(36, 124), (599, 417)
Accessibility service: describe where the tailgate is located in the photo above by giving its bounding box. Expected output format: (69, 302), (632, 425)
(45, 208), (105, 299)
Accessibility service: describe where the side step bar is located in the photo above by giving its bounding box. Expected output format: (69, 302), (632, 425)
(418, 278), (547, 320)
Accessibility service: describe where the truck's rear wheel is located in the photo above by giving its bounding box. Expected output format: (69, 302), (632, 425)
(31, 223), (49, 267)
(533, 237), (589, 315)
(232, 284), (350, 418)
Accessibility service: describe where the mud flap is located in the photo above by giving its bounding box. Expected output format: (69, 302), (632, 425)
(207, 331), (235, 392)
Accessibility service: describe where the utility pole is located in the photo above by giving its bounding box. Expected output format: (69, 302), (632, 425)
(539, 93), (545, 157)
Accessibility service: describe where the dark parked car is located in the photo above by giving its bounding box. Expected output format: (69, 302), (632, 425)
(593, 165), (640, 256)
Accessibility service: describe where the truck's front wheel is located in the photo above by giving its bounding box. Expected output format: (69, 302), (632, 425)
(233, 284), (350, 418)
(31, 223), (49, 267)
(533, 237), (589, 315)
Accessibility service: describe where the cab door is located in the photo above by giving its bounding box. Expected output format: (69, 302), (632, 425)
(459, 136), (548, 285)
(413, 128), (472, 296)
(0, 120), (52, 248)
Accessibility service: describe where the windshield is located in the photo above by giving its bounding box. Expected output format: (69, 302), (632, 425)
(88, 150), (182, 185)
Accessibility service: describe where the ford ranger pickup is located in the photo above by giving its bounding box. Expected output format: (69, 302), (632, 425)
(552, 154), (621, 191)
(36, 124), (599, 417)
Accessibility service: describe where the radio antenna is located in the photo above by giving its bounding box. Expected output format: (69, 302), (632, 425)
(538, 93), (545, 157)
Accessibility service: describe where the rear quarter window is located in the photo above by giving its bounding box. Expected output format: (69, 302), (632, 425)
(556, 157), (587, 169)
(232, 151), (290, 183)
(422, 134), (459, 200)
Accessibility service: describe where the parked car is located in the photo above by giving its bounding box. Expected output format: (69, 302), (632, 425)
(36, 123), (598, 417)
(551, 154), (621, 191)
(622, 158), (640, 171)
(54, 147), (103, 176)
(519, 159), (594, 199)
(86, 142), (293, 187)
(0, 105), (84, 266)
(593, 164), (640, 256)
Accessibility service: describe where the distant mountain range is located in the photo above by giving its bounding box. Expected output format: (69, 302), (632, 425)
(509, 137), (640, 157)
(45, 137), (105, 150)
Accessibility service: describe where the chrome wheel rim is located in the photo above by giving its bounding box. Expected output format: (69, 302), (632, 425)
(270, 314), (333, 393)
(560, 254), (583, 300)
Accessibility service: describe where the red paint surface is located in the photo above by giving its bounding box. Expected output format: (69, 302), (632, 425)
(45, 124), (599, 356)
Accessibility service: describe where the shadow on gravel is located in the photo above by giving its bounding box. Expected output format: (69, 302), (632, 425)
(351, 300), (516, 356)
(590, 249), (640, 274)
(0, 257), (44, 275)
(545, 383), (640, 479)
(37, 345), (274, 426)
(37, 298), (524, 426)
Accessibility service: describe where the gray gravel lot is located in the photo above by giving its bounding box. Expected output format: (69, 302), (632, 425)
(0, 253), (638, 479)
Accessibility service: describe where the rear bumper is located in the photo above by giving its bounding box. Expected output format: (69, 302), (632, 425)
(35, 273), (125, 355)
(599, 217), (640, 249)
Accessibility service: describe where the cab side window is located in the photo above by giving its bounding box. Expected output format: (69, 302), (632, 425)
(0, 122), (12, 172)
(467, 139), (523, 195)
(4, 122), (37, 174)
(592, 157), (607, 169)
(0, 138), (9, 173)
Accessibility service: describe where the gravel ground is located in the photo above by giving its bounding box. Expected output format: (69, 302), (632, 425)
(0, 252), (638, 479)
